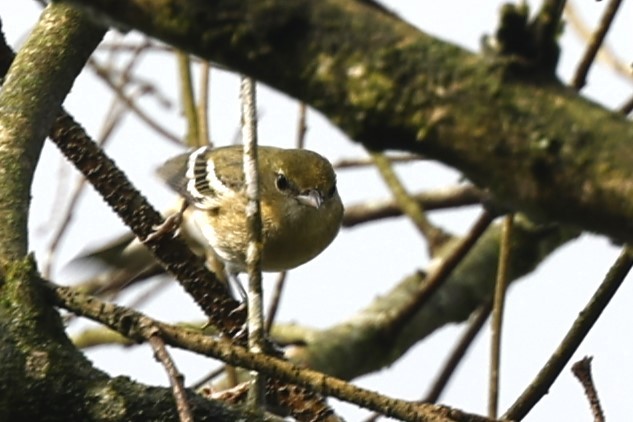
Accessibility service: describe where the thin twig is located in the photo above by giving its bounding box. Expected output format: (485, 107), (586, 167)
(570, 0), (625, 89)
(265, 271), (287, 334)
(98, 40), (173, 54)
(295, 102), (307, 148)
(191, 365), (226, 390)
(262, 101), (309, 335)
(425, 303), (492, 404)
(504, 246), (633, 420)
(343, 184), (486, 228)
(335, 154), (424, 170)
(197, 61), (211, 146)
(382, 210), (497, 341)
(564, 2), (632, 82)
(42, 42), (150, 277)
(364, 302), (493, 422)
(146, 327), (194, 422)
(89, 58), (182, 144)
(488, 214), (514, 418)
(177, 51), (200, 146)
(571, 356), (606, 422)
(370, 151), (452, 255)
(240, 76), (266, 407)
(49, 281), (494, 422)
(50, 109), (245, 334)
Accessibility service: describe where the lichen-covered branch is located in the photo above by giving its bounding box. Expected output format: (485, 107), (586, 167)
(276, 216), (579, 380)
(0, 5), (251, 421)
(63, 0), (633, 243)
(0, 4), (103, 268)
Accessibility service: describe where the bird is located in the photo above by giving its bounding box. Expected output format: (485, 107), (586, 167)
(156, 145), (344, 275)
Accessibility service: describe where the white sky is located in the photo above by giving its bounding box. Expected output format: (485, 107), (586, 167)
(5, 1), (633, 420)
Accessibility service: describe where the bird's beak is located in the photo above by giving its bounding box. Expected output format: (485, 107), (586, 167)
(297, 189), (323, 209)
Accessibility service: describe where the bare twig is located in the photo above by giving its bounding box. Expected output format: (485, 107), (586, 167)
(423, 303), (492, 404)
(265, 271), (287, 334)
(42, 42), (149, 278)
(365, 303), (493, 422)
(369, 151), (452, 255)
(570, 0), (625, 89)
(504, 246), (633, 420)
(572, 356), (605, 422)
(343, 184), (486, 228)
(381, 210), (496, 341)
(488, 214), (514, 418)
(89, 58), (182, 144)
(240, 76), (266, 407)
(261, 101), (309, 335)
(177, 51), (200, 146)
(48, 281), (494, 422)
(334, 154), (424, 170)
(198, 61), (212, 146)
(98, 40), (173, 54)
(191, 365), (226, 390)
(147, 327), (194, 422)
(296, 102), (307, 148)
(565, 2), (632, 82)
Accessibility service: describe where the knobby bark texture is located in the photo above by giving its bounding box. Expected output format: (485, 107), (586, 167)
(0, 1), (624, 420)
(0, 260), (256, 422)
(64, 0), (633, 243)
(0, 4), (262, 422)
(0, 3), (103, 267)
(277, 217), (578, 380)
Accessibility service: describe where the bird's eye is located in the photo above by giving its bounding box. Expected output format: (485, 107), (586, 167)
(275, 173), (290, 191)
(327, 184), (337, 198)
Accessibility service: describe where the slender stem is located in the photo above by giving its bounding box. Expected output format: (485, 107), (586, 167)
(147, 327), (193, 422)
(176, 51), (200, 146)
(90, 58), (181, 143)
(335, 154), (424, 170)
(43, 42), (147, 277)
(240, 76), (266, 407)
(488, 214), (514, 418)
(190, 366), (226, 390)
(571, 356), (605, 422)
(370, 151), (450, 255)
(343, 184), (486, 228)
(504, 246), (633, 420)
(423, 302), (492, 404)
(265, 271), (287, 334)
(197, 61), (212, 146)
(295, 102), (307, 148)
(564, 2), (632, 83)
(383, 210), (496, 339)
(49, 281), (495, 422)
(571, 0), (624, 89)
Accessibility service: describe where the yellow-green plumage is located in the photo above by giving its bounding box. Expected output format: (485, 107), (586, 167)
(157, 146), (344, 273)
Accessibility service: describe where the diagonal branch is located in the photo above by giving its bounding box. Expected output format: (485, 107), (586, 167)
(61, 0), (633, 243)
(47, 280), (495, 422)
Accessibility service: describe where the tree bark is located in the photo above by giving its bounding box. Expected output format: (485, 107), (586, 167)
(63, 0), (633, 243)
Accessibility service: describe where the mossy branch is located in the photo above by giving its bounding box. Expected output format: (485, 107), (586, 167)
(62, 0), (633, 243)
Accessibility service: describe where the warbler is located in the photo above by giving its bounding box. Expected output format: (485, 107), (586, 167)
(157, 145), (344, 274)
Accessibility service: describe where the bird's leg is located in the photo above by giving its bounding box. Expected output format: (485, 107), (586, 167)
(145, 199), (189, 242)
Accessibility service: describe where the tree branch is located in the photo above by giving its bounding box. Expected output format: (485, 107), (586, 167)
(0, 3), (103, 267)
(62, 0), (633, 243)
